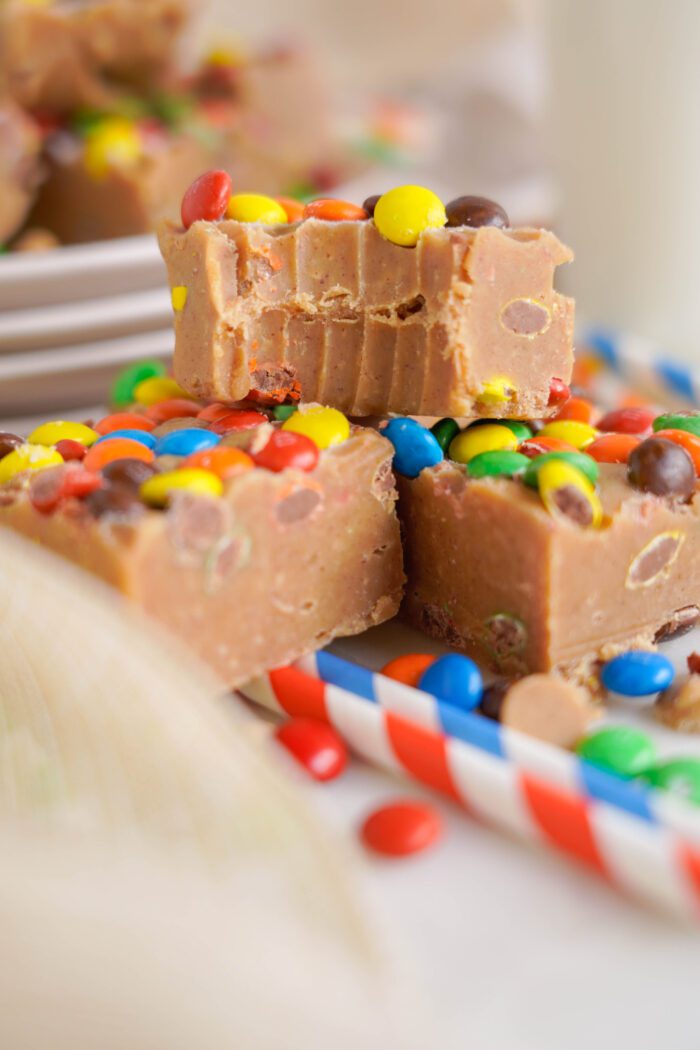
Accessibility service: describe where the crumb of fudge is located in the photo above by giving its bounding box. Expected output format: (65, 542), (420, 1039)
(656, 675), (700, 732)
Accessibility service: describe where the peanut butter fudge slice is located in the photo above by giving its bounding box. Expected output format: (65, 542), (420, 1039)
(0, 387), (403, 689)
(382, 408), (700, 678)
(158, 181), (574, 419)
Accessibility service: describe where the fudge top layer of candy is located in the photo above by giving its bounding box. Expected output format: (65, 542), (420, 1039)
(177, 171), (554, 250)
(384, 397), (700, 530)
(0, 362), (386, 525)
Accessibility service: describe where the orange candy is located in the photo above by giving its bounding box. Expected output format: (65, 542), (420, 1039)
(83, 438), (155, 472)
(145, 398), (202, 424)
(553, 397), (597, 424)
(380, 653), (437, 688)
(586, 433), (641, 464)
(518, 435), (578, 458)
(94, 412), (155, 435)
(303, 199), (368, 222)
(276, 196), (305, 222)
(183, 446), (254, 478)
(654, 428), (700, 474)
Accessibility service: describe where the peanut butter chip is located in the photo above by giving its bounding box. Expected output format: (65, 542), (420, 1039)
(626, 531), (684, 589)
(501, 674), (600, 748)
(275, 487), (322, 524)
(500, 298), (551, 336)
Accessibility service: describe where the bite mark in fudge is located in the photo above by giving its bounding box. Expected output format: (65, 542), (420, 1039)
(0, 395), (404, 688)
(158, 214), (574, 419)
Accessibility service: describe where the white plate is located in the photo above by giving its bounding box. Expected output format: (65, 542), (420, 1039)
(0, 234), (165, 311)
(0, 328), (172, 418)
(0, 287), (172, 352)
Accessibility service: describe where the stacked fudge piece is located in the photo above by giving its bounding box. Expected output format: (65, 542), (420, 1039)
(0, 0), (339, 248)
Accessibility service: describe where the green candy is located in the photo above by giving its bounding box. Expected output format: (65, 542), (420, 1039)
(110, 359), (167, 408)
(272, 404), (298, 421)
(430, 417), (460, 452)
(575, 726), (656, 779)
(642, 758), (700, 805)
(652, 412), (700, 438)
(464, 419), (533, 442)
(466, 450), (530, 479)
(523, 450), (600, 489)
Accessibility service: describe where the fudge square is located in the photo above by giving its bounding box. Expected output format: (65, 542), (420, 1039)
(158, 213), (574, 419)
(396, 430), (700, 677)
(0, 404), (403, 689)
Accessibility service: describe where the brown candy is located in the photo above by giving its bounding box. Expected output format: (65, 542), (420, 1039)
(84, 482), (144, 519)
(0, 432), (24, 459)
(688, 652), (700, 675)
(479, 679), (512, 721)
(627, 437), (696, 499)
(362, 194), (381, 218)
(101, 458), (158, 488)
(445, 195), (509, 229)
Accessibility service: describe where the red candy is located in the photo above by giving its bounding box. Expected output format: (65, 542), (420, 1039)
(252, 430), (319, 473)
(144, 398), (202, 424)
(547, 377), (570, 406)
(586, 433), (641, 464)
(360, 800), (442, 858)
(181, 169), (232, 230)
(211, 409), (267, 434)
(553, 396), (596, 424)
(29, 465), (102, 514)
(596, 406), (655, 435)
(275, 718), (347, 781)
(94, 412), (155, 435)
(55, 438), (87, 461)
(519, 435), (577, 458)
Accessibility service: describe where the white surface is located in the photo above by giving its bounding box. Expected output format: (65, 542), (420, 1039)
(263, 621), (700, 1050)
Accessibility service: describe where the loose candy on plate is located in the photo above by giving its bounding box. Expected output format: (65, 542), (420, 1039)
(383, 418), (443, 478)
(499, 674), (600, 749)
(274, 718), (347, 781)
(360, 800), (442, 857)
(601, 650), (675, 697)
(642, 758), (700, 804)
(418, 653), (483, 711)
(575, 725), (657, 779)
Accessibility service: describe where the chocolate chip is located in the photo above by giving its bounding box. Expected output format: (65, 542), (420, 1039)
(628, 437), (696, 499)
(101, 458), (157, 488)
(0, 432), (23, 459)
(479, 680), (512, 721)
(362, 194), (381, 218)
(85, 482), (143, 519)
(445, 195), (509, 229)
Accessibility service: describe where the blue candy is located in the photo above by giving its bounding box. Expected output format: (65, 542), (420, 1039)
(155, 428), (221, 457)
(94, 429), (157, 449)
(418, 653), (483, 711)
(382, 418), (443, 479)
(601, 651), (674, 697)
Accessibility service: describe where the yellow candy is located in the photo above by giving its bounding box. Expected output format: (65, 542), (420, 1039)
(171, 286), (188, 311)
(28, 420), (98, 447)
(373, 185), (446, 247)
(84, 117), (142, 180)
(0, 444), (63, 484)
(448, 424), (518, 464)
(282, 405), (350, 450)
(537, 460), (602, 528)
(140, 469), (223, 507)
(478, 378), (515, 405)
(226, 193), (288, 224)
(132, 376), (194, 406)
(539, 420), (599, 449)
(206, 41), (246, 67)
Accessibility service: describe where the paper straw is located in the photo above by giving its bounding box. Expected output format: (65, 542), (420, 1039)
(240, 663), (700, 921)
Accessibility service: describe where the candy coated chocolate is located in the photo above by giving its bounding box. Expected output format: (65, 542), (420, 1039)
(445, 195), (509, 229)
(0, 432), (23, 460)
(275, 718), (347, 781)
(576, 726), (656, 779)
(600, 650), (674, 697)
(360, 800), (442, 857)
(627, 437), (695, 498)
(418, 653), (483, 711)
